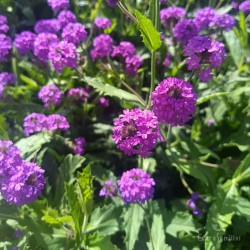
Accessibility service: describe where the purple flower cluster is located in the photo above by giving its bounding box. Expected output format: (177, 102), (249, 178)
(23, 113), (70, 136)
(125, 55), (143, 76)
(48, 41), (79, 71)
(160, 7), (186, 27)
(99, 179), (117, 197)
(173, 20), (198, 44)
(117, 168), (155, 204)
(0, 72), (16, 97)
(58, 10), (76, 28)
(194, 7), (234, 32)
(91, 34), (113, 61)
(67, 87), (89, 102)
(97, 97), (109, 108)
(0, 15), (9, 34)
(163, 53), (171, 68)
(111, 41), (136, 59)
(0, 34), (12, 62)
(34, 33), (59, 62)
(14, 31), (36, 55)
(62, 23), (88, 46)
(239, 1), (250, 15)
(73, 137), (86, 155)
(106, 0), (119, 8)
(184, 35), (226, 82)
(0, 140), (46, 206)
(47, 0), (69, 11)
(38, 84), (62, 108)
(112, 108), (163, 157)
(151, 77), (197, 126)
(35, 19), (61, 34)
(94, 17), (112, 30)
(187, 193), (207, 215)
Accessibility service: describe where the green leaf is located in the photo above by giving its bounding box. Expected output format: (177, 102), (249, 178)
(15, 133), (52, 161)
(197, 92), (228, 105)
(165, 211), (202, 237)
(124, 204), (145, 250)
(205, 179), (239, 250)
(54, 154), (86, 204)
(147, 213), (169, 250)
(76, 165), (94, 215)
(135, 10), (161, 51)
(86, 232), (118, 250)
(233, 153), (250, 182)
(65, 183), (83, 244)
(20, 74), (38, 88)
(236, 197), (250, 220)
(86, 204), (122, 236)
(0, 115), (9, 139)
(84, 76), (144, 107)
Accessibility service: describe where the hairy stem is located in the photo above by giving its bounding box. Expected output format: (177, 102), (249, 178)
(117, 2), (138, 24)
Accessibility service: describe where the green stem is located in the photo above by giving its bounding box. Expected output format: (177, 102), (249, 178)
(117, 2), (138, 24)
(0, 212), (19, 220)
(178, 158), (222, 168)
(147, 50), (157, 109)
(166, 125), (172, 145)
(180, 171), (193, 194)
(138, 204), (155, 250)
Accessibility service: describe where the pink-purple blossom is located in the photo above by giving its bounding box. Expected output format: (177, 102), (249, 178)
(0, 72), (16, 97)
(94, 17), (112, 29)
(99, 179), (117, 197)
(38, 84), (62, 108)
(14, 31), (36, 55)
(0, 15), (9, 34)
(23, 113), (48, 136)
(57, 10), (76, 28)
(125, 55), (143, 76)
(47, 0), (69, 11)
(117, 168), (155, 204)
(239, 1), (250, 15)
(194, 7), (216, 32)
(34, 19), (61, 34)
(106, 0), (119, 8)
(210, 13), (235, 31)
(112, 108), (163, 157)
(97, 97), (109, 108)
(67, 87), (89, 102)
(187, 193), (207, 215)
(46, 114), (70, 131)
(0, 34), (12, 62)
(160, 7), (186, 27)
(91, 34), (113, 61)
(111, 41), (136, 59)
(73, 137), (86, 155)
(34, 33), (59, 62)
(48, 41), (79, 72)
(62, 23), (88, 46)
(151, 77), (197, 126)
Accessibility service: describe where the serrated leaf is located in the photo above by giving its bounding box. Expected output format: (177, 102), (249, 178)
(165, 211), (202, 237)
(197, 92), (228, 105)
(84, 76), (144, 107)
(124, 204), (145, 250)
(15, 133), (52, 161)
(87, 204), (122, 236)
(205, 180), (239, 250)
(147, 213), (169, 250)
(135, 10), (161, 51)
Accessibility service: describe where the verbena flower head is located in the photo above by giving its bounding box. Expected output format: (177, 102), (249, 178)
(163, 53), (171, 67)
(73, 137), (86, 155)
(151, 77), (197, 126)
(23, 113), (48, 136)
(67, 87), (89, 102)
(62, 23), (88, 46)
(46, 114), (70, 131)
(35, 19), (61, 34)
(106, 0), (120, 8)
(0, 72), (16, 86)
(231, 1), (239, 9)
(0, 140), (22, 177)
(239, 1), (250, 15)
(112, 108), (163, 157)
(184, 35), (226, 82)
(111, 41), (136, 59)
(47, 0), (69, 11)
(194, 7), (216, 31)
(14, 31), (36, 55)
(210, 13), (235, 31)
(117, 168), (155, 204)
(57, 10), (76, 28)
(187, 193), (207, 215)
(91, 34), (113, 61)
(99, 179), (117, 197)
(97, 97), (109, 108)
(34, 33), (59, 62)
(0, 15), (9, 34)
(48, 41), (78, 72)
(0, 34), (12, 62)
(1, 161), (46, 206)
(125, 55), (143, 76)
(94, 17), (112, 30)
(160, 7), (186, 27)
(38, 84), (62, 108)
(173, 19), (198, 44)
